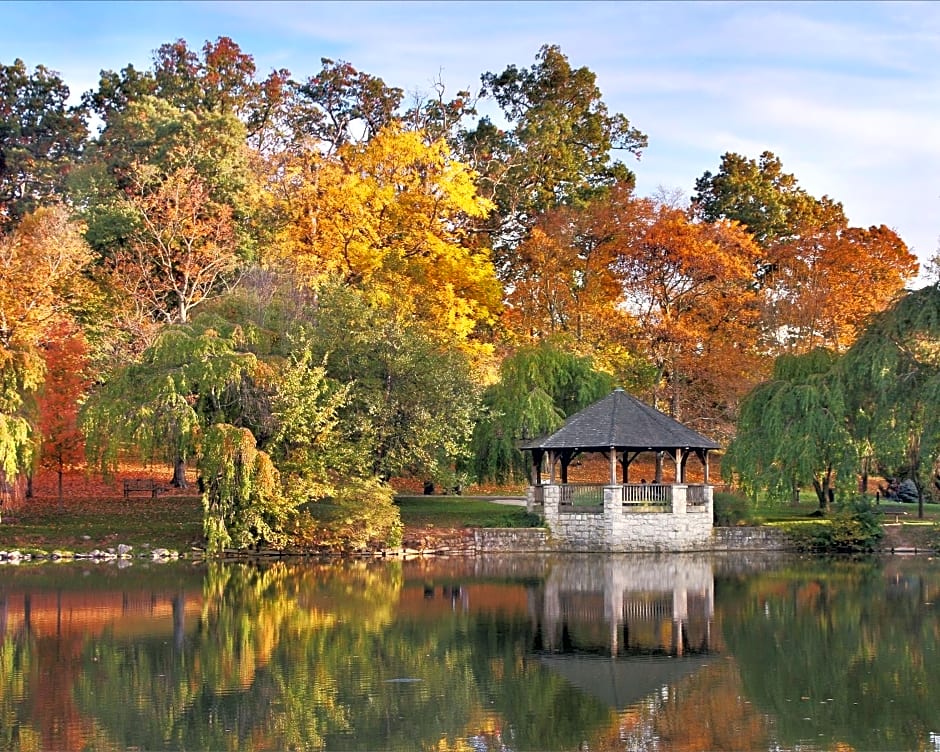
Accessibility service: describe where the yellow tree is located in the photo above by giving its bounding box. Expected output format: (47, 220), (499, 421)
(0, 205), (91, 507)
(270, 125), (502, 354)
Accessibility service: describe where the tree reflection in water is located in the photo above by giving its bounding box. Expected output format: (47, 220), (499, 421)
(1, 554), (940, 750)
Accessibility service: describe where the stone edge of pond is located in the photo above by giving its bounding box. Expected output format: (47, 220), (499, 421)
(3, 525), (938, 563)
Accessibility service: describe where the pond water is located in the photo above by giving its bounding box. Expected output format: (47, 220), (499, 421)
(1, 552), (940, 751)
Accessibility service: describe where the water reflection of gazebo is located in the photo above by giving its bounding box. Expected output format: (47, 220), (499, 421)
(532, 555), (716, 710)
(520, 389), (720, 551)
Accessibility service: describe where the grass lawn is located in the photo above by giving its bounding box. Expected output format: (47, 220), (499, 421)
(0, 494), (539, 556)
(754, 498), (940, 523)
(0, 496), (204, 555)
(395, 496), (540, 530)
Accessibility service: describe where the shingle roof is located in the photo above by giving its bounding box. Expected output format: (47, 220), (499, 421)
(519, 388), (720, 452)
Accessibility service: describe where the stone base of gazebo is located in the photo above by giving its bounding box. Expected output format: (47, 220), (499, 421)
(528, 483), (714, 552)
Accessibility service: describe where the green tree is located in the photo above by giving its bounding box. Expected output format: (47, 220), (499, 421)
(837, 286), (940, 518)
(472, 341), (613, 483)
(724, 348), (856, 510)
(81, 313), (261, 488)
(308, 282), (482, 488)
(199, 423), (284, 552)
(464, 44), (647, 279)
(0, 59), (87, 228)
(692, 151), (832, 248)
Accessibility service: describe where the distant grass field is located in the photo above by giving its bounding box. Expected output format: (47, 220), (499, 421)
(394, 496), (540, 529)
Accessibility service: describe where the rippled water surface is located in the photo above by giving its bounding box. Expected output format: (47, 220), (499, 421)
(2, 553), (939, 751)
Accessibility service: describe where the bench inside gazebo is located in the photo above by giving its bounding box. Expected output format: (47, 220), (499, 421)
(519, 388), (720, 552)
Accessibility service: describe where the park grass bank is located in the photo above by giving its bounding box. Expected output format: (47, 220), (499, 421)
(2, 492), (938, 559)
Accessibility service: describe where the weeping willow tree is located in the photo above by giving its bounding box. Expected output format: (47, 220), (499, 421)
(471, 341), (613, 484)
(200, 423), (286, 553)
(82, 313), (261, 487)
(724, 348), (857, 511)
(836, 285), (940, 519)
(0, 350), (42, 516)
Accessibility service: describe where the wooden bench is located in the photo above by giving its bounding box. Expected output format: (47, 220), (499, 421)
(123, 479), (168, 498)
(877, 506), (910, 524)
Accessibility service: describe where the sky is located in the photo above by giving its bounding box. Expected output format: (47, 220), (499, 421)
(4, 0), (939, 281)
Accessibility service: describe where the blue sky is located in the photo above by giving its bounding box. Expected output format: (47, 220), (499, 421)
(4, 1), (939, 279)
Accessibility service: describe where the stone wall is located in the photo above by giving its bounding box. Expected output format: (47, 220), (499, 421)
(711, 526), (792, 551)
(536, 484), (716, 552)
(473, 525), (792, 554)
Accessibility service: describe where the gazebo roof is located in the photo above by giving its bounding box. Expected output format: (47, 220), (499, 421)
(519, 388), (720, 453)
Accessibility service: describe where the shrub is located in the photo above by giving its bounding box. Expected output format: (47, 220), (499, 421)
(783, 498), (884, 553)
(713, 491), (752, 526)
(296, 476), (403, 551)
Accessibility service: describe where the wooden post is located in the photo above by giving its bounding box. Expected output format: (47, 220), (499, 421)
(609, 447), (617, 485)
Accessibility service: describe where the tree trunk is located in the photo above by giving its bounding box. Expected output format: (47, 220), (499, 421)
(812, 478), (827, 511)
(172, 456), (187, 488)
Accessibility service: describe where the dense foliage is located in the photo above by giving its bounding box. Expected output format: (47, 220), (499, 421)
(0, 37), (925, 544)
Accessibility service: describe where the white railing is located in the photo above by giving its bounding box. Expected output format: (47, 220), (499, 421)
(621, 483), (671, 512)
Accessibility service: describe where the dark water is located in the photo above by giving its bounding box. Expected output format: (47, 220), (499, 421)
(1, 553), (939, 751)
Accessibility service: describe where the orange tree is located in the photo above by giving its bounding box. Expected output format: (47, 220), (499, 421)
(613, 198), (765, 434)
(35, 319), (91, 504)
(0, 205), (91, 508)
(693, 150), (918, 356)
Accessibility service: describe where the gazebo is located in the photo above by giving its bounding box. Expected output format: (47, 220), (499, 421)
(519, 388), (721, 552)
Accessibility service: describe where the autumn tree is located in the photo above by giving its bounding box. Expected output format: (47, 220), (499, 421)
(35, 319), (91, 505)
(0, 59), (87, 229)
(611, 196), (765, 433)
(74, 93), (255, 351)
(724, 348), (856, 511)
(112, 162), (241, 325)
(269, 124), (502, 353)
(463, 44), (647, 280)
(0, 205), (91, 508)
(84, 37), (292, 152)
(768, 223), (917, 352)
(693, 151), (918, 354)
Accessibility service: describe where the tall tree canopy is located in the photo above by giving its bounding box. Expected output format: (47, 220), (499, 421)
(463, 44), (647, 280)
(269, 124), (502, 353)
(0, 59), (87, 228)
(693, 150), (917, 355)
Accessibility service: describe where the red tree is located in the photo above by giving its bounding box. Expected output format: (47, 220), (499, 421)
(36, 320), (91, 504)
